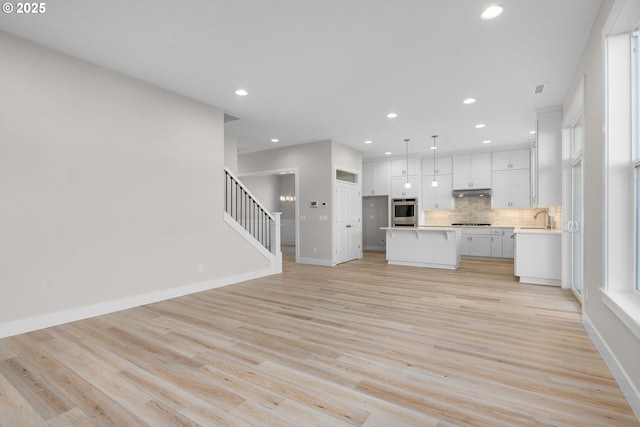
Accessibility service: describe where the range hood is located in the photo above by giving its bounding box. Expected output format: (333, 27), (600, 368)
(452, 188), (492, 198)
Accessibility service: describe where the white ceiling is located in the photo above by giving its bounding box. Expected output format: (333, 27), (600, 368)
(0, 0), (602, 159)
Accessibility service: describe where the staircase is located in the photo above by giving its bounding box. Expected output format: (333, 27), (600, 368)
(224, 168), (282, 273)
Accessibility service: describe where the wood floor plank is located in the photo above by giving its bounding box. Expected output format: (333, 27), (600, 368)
(0, 370), (48, 427)
(0, 357), (74, 421)
(0, 249), (637, 426)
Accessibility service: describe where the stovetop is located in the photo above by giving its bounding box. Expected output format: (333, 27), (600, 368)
(451, 223), (492, 226)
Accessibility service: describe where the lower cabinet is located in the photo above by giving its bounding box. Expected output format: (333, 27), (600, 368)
(490, 228), (515, 258)
(460, 228), (491, 257)
(502, 231), (515, 258)
(459, 227), (514, 258)
(514, 231), (561, 285)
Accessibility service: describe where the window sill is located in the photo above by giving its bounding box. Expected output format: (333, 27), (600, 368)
(601, 289), (640, 340)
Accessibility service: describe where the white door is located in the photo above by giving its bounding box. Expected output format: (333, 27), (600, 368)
(335, 180), (361, 264)
(570, 157), (583, 295)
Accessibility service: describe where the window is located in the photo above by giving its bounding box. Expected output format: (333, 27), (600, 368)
(603, 7), (640, 337)
(637, 165), (640, 291)
(634, 31), (640, 290)
(336, 169), (358, 184)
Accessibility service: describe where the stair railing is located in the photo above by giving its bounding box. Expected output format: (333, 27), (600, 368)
(224, 169), (280, 260)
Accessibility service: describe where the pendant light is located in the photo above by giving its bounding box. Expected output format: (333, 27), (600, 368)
(431, 135), (439, 187)
(404, 138), (411, 189)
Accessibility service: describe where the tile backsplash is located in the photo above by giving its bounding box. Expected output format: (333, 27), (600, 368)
(423, 197), (562, 229)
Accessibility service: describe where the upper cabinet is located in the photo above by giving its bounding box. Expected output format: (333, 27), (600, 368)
(534, 107), (562, 207)
(363, 161), (391, 196)
(422, 156), (452, 176)
(452, 153), (491, 189)
(391, 158), (421, 177)
(491, 149), (531, 209)
(491, 169), (531, 209)
(422, 174), (454, 210)
(492, 150), (530, 171)
(390, 158), (420, 198)
(422, 156), (454, 210)
(391, 175), (419, 198)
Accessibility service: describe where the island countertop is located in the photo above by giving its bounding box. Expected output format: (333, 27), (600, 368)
(381, 226), (459, 231)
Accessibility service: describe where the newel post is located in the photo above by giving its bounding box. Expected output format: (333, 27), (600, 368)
(271, 212), (282, 273)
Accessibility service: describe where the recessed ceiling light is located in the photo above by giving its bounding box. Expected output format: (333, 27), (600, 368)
(430, 146), (438, 150)
(529, 130), (537, 135)
(364, 140), (373, 144)
(463, 98), (476, 104)
(384, 151), (392, 155)
(483, 140), (492, 144)
(386, 113), (398, 118)
(481, 5), (504, 20)
(475, 123), (486, 128)
(271, 138), (279, 142)
(235, 89), (248, 96)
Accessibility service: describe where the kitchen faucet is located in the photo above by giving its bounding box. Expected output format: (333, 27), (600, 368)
(534, 210), (552, 230)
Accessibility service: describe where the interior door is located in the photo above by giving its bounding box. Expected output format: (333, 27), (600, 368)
(571, 157), (583, 295)
(335, 180), (361, 264)
(567, 110), (584, 296)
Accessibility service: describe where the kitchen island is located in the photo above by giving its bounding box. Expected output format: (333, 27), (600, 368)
(382, 227), (462, 269)
(514, 228), (562, 285)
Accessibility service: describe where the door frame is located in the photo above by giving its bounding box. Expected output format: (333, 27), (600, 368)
(562, 78), (585, 299)
(239, 166), (300, 264)
(333, 165), (362, 265)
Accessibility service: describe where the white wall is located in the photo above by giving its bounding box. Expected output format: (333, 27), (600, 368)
(0, 33), (271, 337)
(363, 196), (389, 250)
(240, 175), (281, 213)
(239, 141), (333, 264)
(563, 0), (640, 415)
(224, 134), (238, 173)
(239, 140), (362, 265)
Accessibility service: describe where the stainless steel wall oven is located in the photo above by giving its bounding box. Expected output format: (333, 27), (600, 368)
(392, 198), (418, 227)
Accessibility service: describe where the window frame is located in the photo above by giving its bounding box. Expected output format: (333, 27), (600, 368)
(602, 4), (640, 338)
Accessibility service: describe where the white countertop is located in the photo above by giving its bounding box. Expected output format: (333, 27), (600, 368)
(381, 226), (459, 231)
(514, 227), (561, 234)
(381, 226), (561, 233)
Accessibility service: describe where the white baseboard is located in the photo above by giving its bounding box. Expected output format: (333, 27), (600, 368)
(583, 313), (640, 421)
(0, 267), (274, 339)
(297, 257), (334, 267)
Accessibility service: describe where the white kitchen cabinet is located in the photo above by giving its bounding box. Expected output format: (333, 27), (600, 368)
(422, 156), (452, 176)
(514, 231), (561, 285)
(391, 175), (419, 198)
(452, 153), (491, 189)
(490, 233), (503, 257)
(492, 150), (530, 171)
(490, 229), (503, 257)
(459, 227), (491, 257)
(491, 169), (531, 209)
(502, 229), (515, 258)
(534, 107), (562, 207)
(421, 174), (454, 210)
(363, 161), (390, 196)
(490, 228), (515, 258)
(391, 158), (421, 177)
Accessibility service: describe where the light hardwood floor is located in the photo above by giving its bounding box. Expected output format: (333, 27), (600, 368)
(0, 249), (638, 426)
